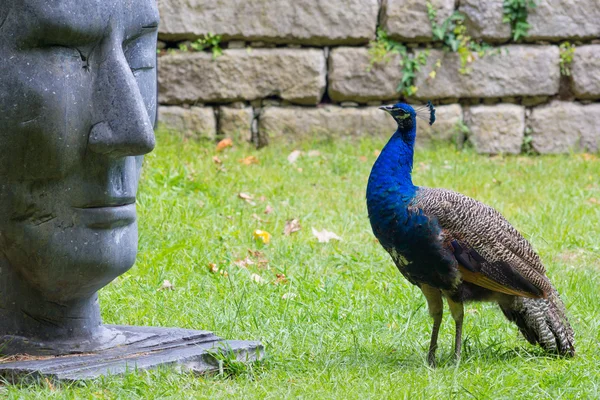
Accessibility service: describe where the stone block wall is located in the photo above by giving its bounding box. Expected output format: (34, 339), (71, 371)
(157, 0), (600, 153)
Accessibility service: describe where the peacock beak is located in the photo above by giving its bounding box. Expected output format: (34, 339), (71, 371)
(379, 105), (394, 114)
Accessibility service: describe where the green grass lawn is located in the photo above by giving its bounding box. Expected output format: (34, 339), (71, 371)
(3, 130), (600, 399)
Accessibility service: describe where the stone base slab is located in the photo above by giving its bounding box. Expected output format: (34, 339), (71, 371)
(0, 325), (263, 382)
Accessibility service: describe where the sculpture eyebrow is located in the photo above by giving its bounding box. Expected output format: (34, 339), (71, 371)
(32, 18), (107, 47)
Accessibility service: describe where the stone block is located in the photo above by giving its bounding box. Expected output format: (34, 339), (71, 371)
(414, 46), (559, 99)
(530, 101), (600, 153)
(459, 0), (511, 42)
(158, 49), (326, 105)
(380, 0), (455, 42)
(526, 0), (600, 41)
(158, 0), (379, 45)
(571, 45), (600, 100)
(328, 47), (402, 103)
(219, 107), (254, 142)
(258, 106), (396, 142)
(158, 106), (216, 139)
(467, 104), (525, 154)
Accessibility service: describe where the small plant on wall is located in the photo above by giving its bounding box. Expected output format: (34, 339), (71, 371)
(503, 0), (537, 41)
(427, 3), (494, 75)
(559, 42), (575, 77)
(168, 33), (223, 59)
(368, 28), (429, 97)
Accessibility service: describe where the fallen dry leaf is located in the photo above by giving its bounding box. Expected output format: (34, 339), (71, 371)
(308, 150), (321, 157)
(208, 263), (219, 273)
(373, 149), (381, 156)
(418, 162), (430, 171)
(239, 155), (259, 165)
(287, 150), (302, 164)
(259, 195), (267, 202)
(251, 273), (265, 284)
(157, 280), (174, 291)
(282, 292), (297, 300)
(588, 197), (599, 205)
(582, 153), (597, 161)
(253, 229), (272, 244)
(252, 213), (269, 223)
(284, 219), (301, 236)
(212, 156), (222, 164)
(238, 192), (256, 205)
(275, 273), (288, 285)
(312, 228), (342, 243)
(247, 249), (269, 269)
(216, 138), (233, 152)
(234, 257), (255, 269)
(359, 156), (368, 162)
(264, 205), (274, 215)
(297, 168), (303, 173)
(44, 377), (55, 391)
(248, 249), (265, 258)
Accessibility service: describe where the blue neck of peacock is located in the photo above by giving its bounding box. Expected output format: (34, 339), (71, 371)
(367, 127), (417, 200)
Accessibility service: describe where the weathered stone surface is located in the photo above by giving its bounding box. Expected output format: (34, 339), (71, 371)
(219, 107), (254, 142)
(571, 45), (600, 100)
(158, 106), (216, 139)
(381, 0), (455, 42)
(158, 49), (326, 105)
(530, 101), (600, 153)
(328, 47), (402, 103)
(158, 0), (379, 45)
(417, 104), (464, 147)
(259, 106), (396, 142)
(414, 46), (559, 99)
(526, 0), (600, 41)
(459, 0), (511, 42)
(467, 104), (524, 154)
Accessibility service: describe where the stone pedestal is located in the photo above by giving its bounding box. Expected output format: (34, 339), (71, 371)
(0, 326), (263, 382)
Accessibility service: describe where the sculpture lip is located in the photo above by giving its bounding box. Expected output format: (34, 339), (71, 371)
(74, 203), (137, 229)
(76, 197), (136, 209)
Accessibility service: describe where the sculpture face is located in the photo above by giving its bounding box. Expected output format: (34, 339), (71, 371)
(0, 1), (158, 302)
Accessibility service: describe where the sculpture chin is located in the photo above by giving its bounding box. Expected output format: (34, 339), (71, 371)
(2, 214), (139, 303)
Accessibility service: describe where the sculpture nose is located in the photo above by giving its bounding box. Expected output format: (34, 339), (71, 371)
(88, 44), (156, 158)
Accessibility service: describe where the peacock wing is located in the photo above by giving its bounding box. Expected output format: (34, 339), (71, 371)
(411, 187), (553, 298)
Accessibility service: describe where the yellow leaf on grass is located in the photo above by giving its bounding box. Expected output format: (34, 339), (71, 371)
(253, 229), (271, 244)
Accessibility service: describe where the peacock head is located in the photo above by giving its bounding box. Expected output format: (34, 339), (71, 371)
(379, 101), (436, 140)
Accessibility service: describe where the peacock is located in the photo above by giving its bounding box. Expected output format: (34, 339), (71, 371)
(366, 102), (575, 366)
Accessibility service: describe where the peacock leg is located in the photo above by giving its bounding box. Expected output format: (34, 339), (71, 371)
(446, 297), (464, 361)
(421, 284), (443, 367)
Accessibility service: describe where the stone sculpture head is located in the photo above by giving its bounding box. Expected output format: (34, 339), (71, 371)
(0, 0), (158, 346)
